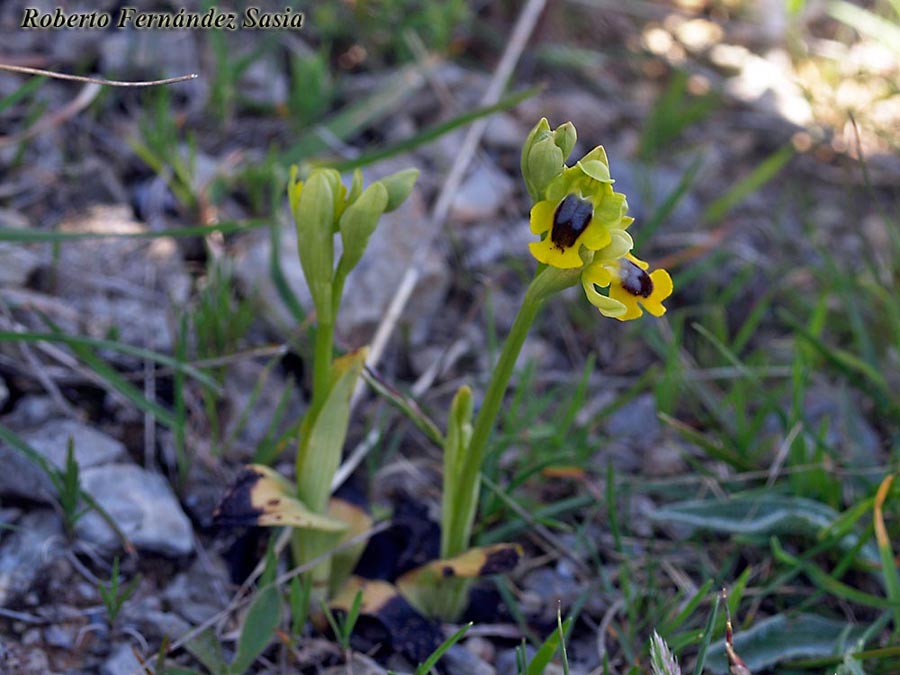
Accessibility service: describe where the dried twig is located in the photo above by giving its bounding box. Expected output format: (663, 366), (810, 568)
(722, 588), (752, 675)
(0, 63), (197, 87)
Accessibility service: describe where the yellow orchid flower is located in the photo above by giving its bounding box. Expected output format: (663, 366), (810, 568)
(582, 252), (673, 321)
(528, 146), (633, 269)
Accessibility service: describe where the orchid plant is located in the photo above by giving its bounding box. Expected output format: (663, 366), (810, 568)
(215, 118), (673, 631)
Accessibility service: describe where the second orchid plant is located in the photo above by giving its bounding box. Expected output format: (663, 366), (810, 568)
(434, 117), (673, 615)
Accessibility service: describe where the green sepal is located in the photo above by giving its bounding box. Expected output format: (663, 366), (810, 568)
(578, 158), (613, 183)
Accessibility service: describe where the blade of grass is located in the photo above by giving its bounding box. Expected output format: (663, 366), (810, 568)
(268, 222), (305, 324)
(660, 579), (714, 636)
(702, 144), (794, 225)
(284, 61), (434, 162)
(634, 154), (703, 250)
(873, 475), (900, 632)
(771, 537), (898, 609)
(323, 86), (541, 173)
(0, 330), (221, 392)
(691, 589), (720, 675)
(34, 317), (175, 427)
(362, 367), (443, 446)
(526, 616), (574, 675)
(0, 219), (266, 243)
(0, 74), (47, 114)
(828, 0), (900, 53)
(415, 622), (472, 675)
(781, 311), (899, 414)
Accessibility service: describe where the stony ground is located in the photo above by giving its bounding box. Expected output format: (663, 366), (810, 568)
(0, 1), (898, 674)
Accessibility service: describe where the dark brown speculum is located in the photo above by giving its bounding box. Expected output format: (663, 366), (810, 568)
(550, 194), (593, 249)
(619, 258), (653, 297)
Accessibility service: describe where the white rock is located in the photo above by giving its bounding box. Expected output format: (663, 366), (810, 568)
(0, 510), (64, 606)
(450, 160), (515, 223)
(101, 643), (144, 675)
(484, 112), (527, 150)
(76, 464), (194, 557)
(52, 204), (191, 353)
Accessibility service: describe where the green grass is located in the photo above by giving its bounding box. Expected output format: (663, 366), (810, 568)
(2, 5), (899, 674)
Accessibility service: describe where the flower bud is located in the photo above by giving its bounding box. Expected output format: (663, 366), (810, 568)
(553, 121), (577, 160)
(377, 168), (419, 212)
(292, 169), (336, 322)
(338, 181), (389, 274)
(347, 169), (364, 204)
(520, 118), (577, 202)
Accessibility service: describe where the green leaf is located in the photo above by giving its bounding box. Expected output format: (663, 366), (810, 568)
(704, 613), (867, 674)
(651, 494), (880, 564)
(294, 348), (367, 513)
(213, 464), (348, 532)
(441, 385), (476, 559)
(527, 617), (574, 675)
(230, 584), (281, 675)
(185, 628), (228, 675)
(415, 622), (472, 675)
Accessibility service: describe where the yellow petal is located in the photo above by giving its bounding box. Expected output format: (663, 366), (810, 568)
(529, 237), (585, 269)
(625, 252), (650, 270)
(642, 269), (673, 317)
(529, 200), (556, 235)
(582, 260), (614, 287)
(579, 221), (613, 251)
(601, 230), (634, 261)
(608, 284), (643, 320)
(582, 265), (627, 317)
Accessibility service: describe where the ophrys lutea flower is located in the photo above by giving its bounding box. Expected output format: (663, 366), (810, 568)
(528, 146), (633, 270)
(582, 252), (673, 320)
(522, 118), (673, 321)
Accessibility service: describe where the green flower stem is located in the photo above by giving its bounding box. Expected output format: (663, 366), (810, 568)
(442, 265), (580, 559)
(310, 317), (334, 420)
